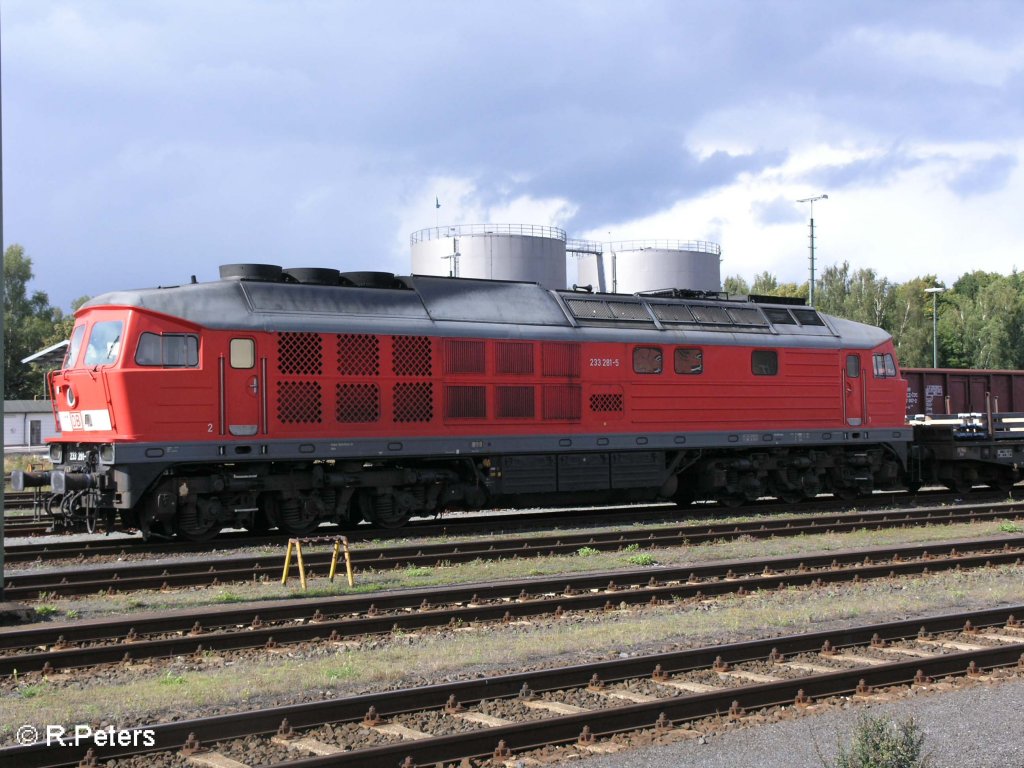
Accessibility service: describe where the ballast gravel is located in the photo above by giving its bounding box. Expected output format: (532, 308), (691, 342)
(579, 677), (1024, 768)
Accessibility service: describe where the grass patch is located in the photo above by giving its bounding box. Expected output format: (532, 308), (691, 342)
(158, 672), (187, 687)
(576, 546), (600, 557)
(624, 553), (657, 566)
(34, 605), (59, 618)
(998, 521), (1022, 533)
(827, 714), (930, 768)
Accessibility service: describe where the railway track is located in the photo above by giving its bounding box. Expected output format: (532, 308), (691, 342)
(5, 605), (1023, 767)
(2, 534), (1022, 676)
(2, 486), (1014, 539)
(5, 501), (1022, 601)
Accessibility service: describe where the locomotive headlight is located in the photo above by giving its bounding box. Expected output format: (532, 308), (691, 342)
(100, 445), (115, 463)
(49, 444), (64, 463)
(66, 386), (77, 407)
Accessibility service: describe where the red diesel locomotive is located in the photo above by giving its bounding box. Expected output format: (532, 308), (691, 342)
(18, 264), (918, 539)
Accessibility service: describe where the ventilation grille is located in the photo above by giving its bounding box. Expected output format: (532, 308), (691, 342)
(278, 333), (323, 375)
(277, 381), (322, 423)
(497, 386), (535, 418)
(727, 307), (768, 326)
(589, 393), (623, 413)
(496, 341), (534, 375)
(690, 305), (732, 324)
(336, 383), (380, 423)
(543, 384), (581, 420)
(337, 334), (380, 376)
(393, 336), (433, 376)
(566, 298), (615, 319)
(650, 304), (696, 324)
(542, 342), (581, 377)
(607, 301), (651, 321)
(444, 339), (486, 374)
(393, 382), (433, 423)
(445, 385), (486, 419)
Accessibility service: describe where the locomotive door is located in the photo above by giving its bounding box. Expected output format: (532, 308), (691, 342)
(223, 338), (262, 436)
(844, 353), (864, 426)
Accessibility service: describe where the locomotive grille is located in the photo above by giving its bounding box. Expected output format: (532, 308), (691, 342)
(650, 304), (696, 324)
(393, 382), (433, 422)
(277, 332), (323, 375)
(589, 393), (624, 413)
(542, 342), (581, 377)
(496, 385), (535, 418)
(690, 305), (732, 324)
(277, 381), (323, 423)
(445, 385), (487, 419)
(337, 334), (380, 376)
(336, 383), (380, 423)
(496, 341), (534, 375)
(393, 336), (433, 376)
(443, 339), (486, 374)
(566, 298), (615, 319)
(543, 384), (582, 420)
(607, 301), (651, 321)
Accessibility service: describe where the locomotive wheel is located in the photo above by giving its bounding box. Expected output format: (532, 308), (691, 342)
(832, 487), (859, 501)
(776, 490), (803, 504)
(717, 494), (746, 508)
(358, 490), (412, 529)
(278, 496), (322, 537)
(176, 499), (222, 542)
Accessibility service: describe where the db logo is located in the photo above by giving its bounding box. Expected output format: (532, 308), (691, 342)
(70, 412), (84, 430)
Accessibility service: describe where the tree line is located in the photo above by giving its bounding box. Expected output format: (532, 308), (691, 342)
(2, 243), (1021, 400)
(5, 245), (84, 399)
(724, 262), (1023, 370)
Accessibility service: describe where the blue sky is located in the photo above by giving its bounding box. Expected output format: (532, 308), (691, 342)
(4, 1), (1024, 311)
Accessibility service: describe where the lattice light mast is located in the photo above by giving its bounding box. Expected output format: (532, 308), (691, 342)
(796, 194), (828, 306)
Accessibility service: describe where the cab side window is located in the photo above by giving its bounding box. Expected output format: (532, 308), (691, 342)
(873, 353), (898, 378)
(135, 333), (200, 367)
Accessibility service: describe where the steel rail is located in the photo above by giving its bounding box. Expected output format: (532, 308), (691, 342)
(2, 535), (1023, 675)
(4, 502), (1022, 600)
(3, 606), (1023, 768)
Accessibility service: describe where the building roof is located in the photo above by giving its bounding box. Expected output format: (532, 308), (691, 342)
(4, 399), (54, 414)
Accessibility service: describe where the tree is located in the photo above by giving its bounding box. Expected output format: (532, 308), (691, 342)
(4, 245), (68, 399)
(722, 274), (750, 295)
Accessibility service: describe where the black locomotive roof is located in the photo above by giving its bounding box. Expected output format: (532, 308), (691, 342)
(82, 272), (893, 350)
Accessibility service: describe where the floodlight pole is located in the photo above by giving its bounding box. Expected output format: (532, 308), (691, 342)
(925, 287), (946, 368)
(796, 194), (828, 306)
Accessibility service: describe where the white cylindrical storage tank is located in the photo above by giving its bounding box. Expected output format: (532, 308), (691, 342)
(410, 224), (567, 290)
(576, 240), (722, 294)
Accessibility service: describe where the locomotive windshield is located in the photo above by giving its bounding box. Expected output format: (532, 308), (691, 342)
(83, 320), (123, 366)
(64, 324), (86, 369)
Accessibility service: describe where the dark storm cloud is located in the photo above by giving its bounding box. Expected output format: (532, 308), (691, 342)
(948, 154), (1018, 197)
(6, 1), (1024, 308)
(806, 150), (926, 190)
